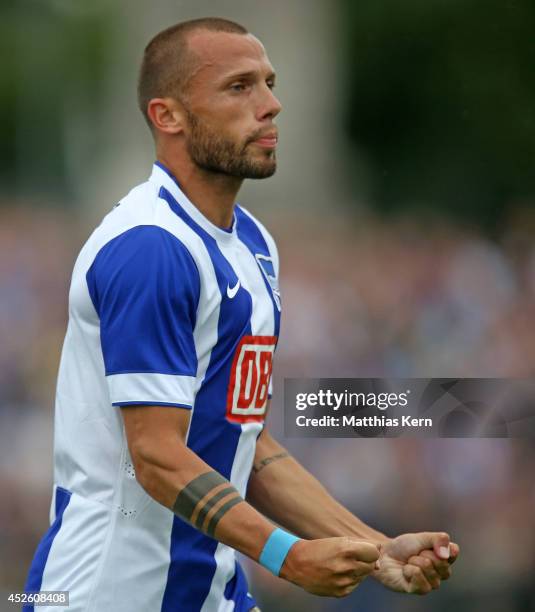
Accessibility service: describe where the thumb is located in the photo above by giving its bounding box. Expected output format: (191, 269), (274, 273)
(346, 539), (381, 563)
(417, 532), (451, 560)
(433, 533), (451, 560)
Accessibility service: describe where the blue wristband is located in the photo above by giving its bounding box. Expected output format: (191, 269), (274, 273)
(259, 528), (300, 576)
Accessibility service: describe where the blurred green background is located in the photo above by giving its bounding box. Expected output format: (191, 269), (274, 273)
(0, 1), (534, 611)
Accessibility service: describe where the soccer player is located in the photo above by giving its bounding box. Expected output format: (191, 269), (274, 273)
(24, 18), (459, 612)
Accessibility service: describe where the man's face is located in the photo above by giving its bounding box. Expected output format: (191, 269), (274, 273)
(179, 31), (282, 179)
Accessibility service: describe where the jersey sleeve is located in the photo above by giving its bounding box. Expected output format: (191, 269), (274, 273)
(86, 225), (200, 408)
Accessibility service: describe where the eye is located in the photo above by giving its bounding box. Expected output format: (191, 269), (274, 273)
(266, 80), (276, 90)
(230, 82), (247, 92)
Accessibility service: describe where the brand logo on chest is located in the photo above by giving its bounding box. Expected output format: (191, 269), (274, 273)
(226, 335), (277, 423)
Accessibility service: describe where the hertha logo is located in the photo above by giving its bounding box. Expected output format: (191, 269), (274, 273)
(226, 335), (277, 423)
(255, 254), (281, 311)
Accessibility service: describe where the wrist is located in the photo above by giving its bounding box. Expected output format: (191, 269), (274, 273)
(372, 535), (393, 582)
(278, 538), (307, 583)
(259, 527), (301, 577)
(351, 527), (391, 546)
(374, 534), (393, 546)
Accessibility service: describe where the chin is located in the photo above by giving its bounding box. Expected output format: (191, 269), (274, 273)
(248, 162), (277, 179)
(254, 153), (277, 173)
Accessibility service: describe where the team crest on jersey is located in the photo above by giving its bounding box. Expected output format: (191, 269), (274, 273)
(255, 254), (281, 311)
(226, 335), (277, 423)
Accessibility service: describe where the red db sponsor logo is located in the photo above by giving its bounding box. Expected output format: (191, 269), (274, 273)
(226, 335), (277, 423)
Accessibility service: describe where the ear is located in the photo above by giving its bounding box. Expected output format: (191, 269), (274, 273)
(147, 97), (185, 135)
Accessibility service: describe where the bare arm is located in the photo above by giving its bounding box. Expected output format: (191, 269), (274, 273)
(246, 426), (389, 545)
(247, 422), (460, 595)
(121, 405), (379, 598)
(122, 405), (276, 559)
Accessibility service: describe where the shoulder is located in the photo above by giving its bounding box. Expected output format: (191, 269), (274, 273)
(90, 225), (197, 272)
(89, 179), (161, 251)
(73, 179), (201, 295)
(85, 224), (200, 318)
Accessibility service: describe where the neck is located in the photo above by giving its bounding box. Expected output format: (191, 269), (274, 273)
(157, 153), (242, 230)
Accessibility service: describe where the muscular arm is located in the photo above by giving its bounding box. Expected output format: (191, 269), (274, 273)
(246, 426), (389, 545)
(121, 405), (379, 598)
(247, 422), (460, 595)
(122, 405), (275, 560)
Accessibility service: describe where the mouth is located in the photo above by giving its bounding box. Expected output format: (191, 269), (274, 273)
(251, 131), (278, 150)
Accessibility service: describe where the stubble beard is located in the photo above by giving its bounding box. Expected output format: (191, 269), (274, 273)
(184, 108), (277, 179)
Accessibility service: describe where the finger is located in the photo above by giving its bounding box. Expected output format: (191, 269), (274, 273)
(337, 560), (377, 579)
(374, 546), (382, 571)
(339, 574), (365, 589)
(343, 581), (362, 595)
(338, 582), (360, 598)
(418, 549), (452, 580)
(432, 532), (451, 560)
(412, 532), (450, 560)
(407, 555), (441, 589)
(345, 539), (381, 563)
(449, 542), (460, 564)
(403, 564), (432, 595)
(351, 561), (378, 578)
(334, 574), (364, 598)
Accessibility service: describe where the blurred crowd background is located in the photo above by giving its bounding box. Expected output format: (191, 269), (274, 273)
(1, 1), (534, 611)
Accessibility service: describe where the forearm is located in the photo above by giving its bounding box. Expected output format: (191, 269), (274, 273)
(132, 438), (274, 561)
(247, 431), (389, 545)
(122, 408), (386, 598)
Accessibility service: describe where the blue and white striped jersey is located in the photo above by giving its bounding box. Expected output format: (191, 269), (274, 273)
(24, 162), (281, 612)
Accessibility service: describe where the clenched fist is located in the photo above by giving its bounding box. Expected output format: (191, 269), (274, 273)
(280, 537), (380, 598)
(375, 532), (460, 595)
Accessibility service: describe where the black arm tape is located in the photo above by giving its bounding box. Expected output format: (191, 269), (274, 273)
(173, 470), (228, 520)
(206, 496), (243, 537)
(194, 486), (236, 529)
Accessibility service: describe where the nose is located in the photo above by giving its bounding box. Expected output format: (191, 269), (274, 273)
(258, 85), (282, 121)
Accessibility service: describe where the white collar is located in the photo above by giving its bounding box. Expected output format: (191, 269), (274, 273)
(149, 162), (238, 243)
